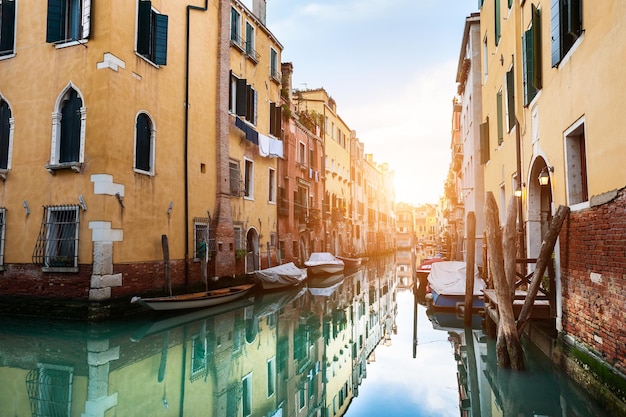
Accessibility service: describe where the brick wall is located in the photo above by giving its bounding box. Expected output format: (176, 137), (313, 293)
(560, 187), (626, 375)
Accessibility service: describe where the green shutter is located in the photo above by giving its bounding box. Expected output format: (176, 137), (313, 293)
(506, 67), (515, 131)
(480, 118), (490, 165)
(154, 13), (168, 65)
(496, 91), (503, 145)
(550, 0), (561, 66)
(495, 0), (501, 45)
(532, 5), (542, 89)
(137, 1), (152, 56)
(46, 0), (65, 43)
(0, 0), (16, 54)
(523, 28), (537, 105)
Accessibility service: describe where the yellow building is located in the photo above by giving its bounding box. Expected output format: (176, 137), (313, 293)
(227, 0), (283, 273)
(477, 0), (626, 407)
(295, 88), (352, 255)
(0, 0), (286, 318)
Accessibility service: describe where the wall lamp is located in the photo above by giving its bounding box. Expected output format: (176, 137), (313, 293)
(538, 166), (554, 186)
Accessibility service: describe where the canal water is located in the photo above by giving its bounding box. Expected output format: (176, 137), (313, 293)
(0, 259), (612, 416)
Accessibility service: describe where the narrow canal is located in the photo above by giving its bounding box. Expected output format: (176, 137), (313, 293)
(0, 258), (612, 416)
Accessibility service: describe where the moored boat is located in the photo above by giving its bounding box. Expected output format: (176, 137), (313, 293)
(304, 252), (344, 275)
(426, 261), (485, 310)
(416, 257), (446, 290)
(253, 262), (307, 290)
(131, 283), (256, 311)
(336, 256), (362, 271)
(307, 272), (344, 289)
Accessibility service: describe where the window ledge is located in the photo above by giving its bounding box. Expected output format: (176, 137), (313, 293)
(42, 266), (79, 273)
(135, 52), (161, 69)
(0, 53), (16, 61)
(54, 39), (88, 49)
(46, 162), (82, 174)
(133, 168), (155, 177)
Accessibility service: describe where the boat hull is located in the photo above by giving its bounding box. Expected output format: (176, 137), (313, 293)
(429, 289), (484, 310)
(254, 262), (307, 290)
(132, 284), (255, 311)
(307, 264), (344, 275)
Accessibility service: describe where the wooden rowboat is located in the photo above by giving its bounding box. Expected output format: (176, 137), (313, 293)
(131, 283), (256, 311)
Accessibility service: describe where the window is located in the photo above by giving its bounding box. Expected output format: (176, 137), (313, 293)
(0, 97), (13, 173)
(494, 0), (501, 45)
(134, 112), (155, 174)
(551, 0), (583, 67)
(0, 208), (5, 268)
(267, 357), (276, 397)
(505, 66), (515, 132)
(234, 225), (243, 250)
(523, 5), (542, 105)
(229, 160), (241, 196)
(270, 47), (279, 81)
(229, 75), (257, 124)
(245, 21), (257, 60)
(244, 158), (254, 199)
(242, 373), (252, 417)
(0, 0), (16, 56)
(193, 218), (215, 261)
(496, 90), (503, 145)
(26, 364), (74, 417)
(46, 0), (91, 44)
(48, 86), (85, 171)
(230, 7), (241, 45)
(32, 205), (80, 270)
(269, 102), (282, 138)
(268, 167), (276, 203)
(565, 119), (588, 206)
(191, 336), (207, 381)
(483, 35), (489, 80)
(298, 142), (306, 165)
(137, 1), (168, 65)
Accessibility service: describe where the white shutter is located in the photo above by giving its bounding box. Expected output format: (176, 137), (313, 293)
(82, 0), (91, 39)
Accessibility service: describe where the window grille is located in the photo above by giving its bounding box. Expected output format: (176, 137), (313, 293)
(26, 364), (74, 417)
(193, 217), (216, 260)
(32, 205), (79, 268)
(234, 226), (243, 251)
(229, 161), (241, 196)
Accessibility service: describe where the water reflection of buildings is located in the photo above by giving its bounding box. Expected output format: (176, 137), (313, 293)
(0, 261), (398, 417)
(426, 308), (610, 417)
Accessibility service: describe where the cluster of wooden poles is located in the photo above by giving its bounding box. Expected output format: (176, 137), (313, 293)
(463, 191), (569, 370)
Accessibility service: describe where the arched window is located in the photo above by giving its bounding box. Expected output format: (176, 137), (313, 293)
(134, 112), (154, 174)
(48, 85), (86, 173)
(0, 98), (13, 172)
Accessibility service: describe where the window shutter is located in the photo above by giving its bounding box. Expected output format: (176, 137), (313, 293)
(154, 13), (168, 65)
(236, 78), (247, 117)
(274, 104), (282, 139)
(506, 67), (515, 132)
(494, 0), (501, 45)
(523, 28), (537, 105)
(81, 0), (92, 39)
(137, 1), (152, 56)
(532, 5), (542, 89)
(0, 0), (16, 54)
(479, 118), (490, 165)
(566, 0), (582, 37)
(246, 85), (254, 122)
(269, 103), (277, 137)
(550, 0), (561, 67)
(46, 0), (65, 43)
(496, 91), (503, 145)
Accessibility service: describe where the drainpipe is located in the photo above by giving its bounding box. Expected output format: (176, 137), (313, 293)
(184, 0), (209, 286)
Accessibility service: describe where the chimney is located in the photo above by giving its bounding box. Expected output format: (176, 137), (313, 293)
(281, 62), (293, 102)
(253, 0), (267, 25)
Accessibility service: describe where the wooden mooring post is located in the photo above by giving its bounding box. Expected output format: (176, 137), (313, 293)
(516, 204), (570, 332)
(485, 192), (524, 370)
(162, 234), (172, 296)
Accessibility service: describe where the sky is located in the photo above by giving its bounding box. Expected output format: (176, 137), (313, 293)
(256, 0), (479, 206)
